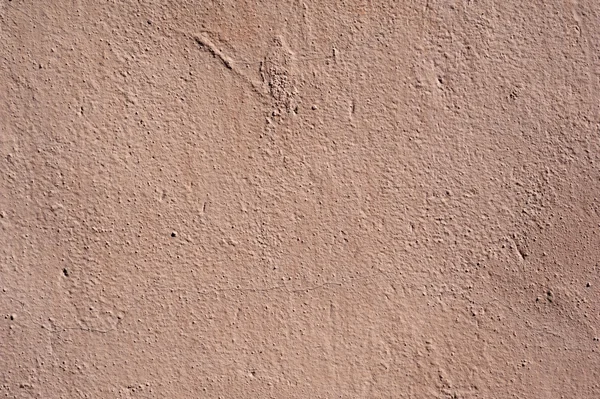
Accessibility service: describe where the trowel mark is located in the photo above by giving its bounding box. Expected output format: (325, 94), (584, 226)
(178, 29), (268, 102)
(180, 28), (344, 119)
(507, 235), (528, 261)
(193, 34), (233, 70)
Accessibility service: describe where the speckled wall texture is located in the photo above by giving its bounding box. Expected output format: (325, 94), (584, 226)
(1, 1), (599, 397)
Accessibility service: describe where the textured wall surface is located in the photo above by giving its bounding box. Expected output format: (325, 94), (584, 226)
(1, 1), (599, 397)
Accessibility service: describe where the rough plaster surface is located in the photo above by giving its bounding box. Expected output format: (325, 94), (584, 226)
(1, 1), (599, 397)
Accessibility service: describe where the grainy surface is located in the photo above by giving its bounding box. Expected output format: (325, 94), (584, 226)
(1, 1), (599, 397)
